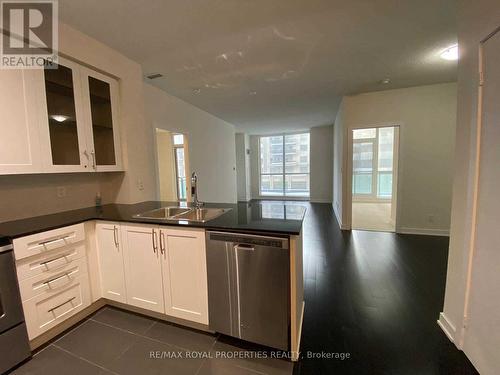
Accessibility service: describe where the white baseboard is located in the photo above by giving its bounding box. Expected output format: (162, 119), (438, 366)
(333, 206), (349, 230)
(398, 227), (450, 236)
(310, 199), (333, 203)
(437, 312), (456, 342)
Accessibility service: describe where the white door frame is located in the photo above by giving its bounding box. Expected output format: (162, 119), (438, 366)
(346, 123), (402, 232)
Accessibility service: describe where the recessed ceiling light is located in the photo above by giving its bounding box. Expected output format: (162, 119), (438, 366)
(440, 44), (458, 61)
(50, 115), (69, 122)
(249, 91), (257, 95)
(381, 78), (391, 85)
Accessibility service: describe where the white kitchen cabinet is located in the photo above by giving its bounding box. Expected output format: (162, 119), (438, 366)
(96, 222), (126, 303)
(0, 56), (122, 175)
(80, 67), (122, 172)
(160, 228), (209, 324)
(37, 57), (90, 173)
(121, 224), (164, 313)
(0, 69), (43, 174)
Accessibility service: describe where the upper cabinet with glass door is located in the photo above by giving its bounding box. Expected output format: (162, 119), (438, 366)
(81, 68), (122, 171)
(38, 57), (89, 172)
(37, 57), (122, 173)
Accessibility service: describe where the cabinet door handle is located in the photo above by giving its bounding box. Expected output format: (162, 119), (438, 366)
(39, 235), (70, 247)
(151, 229), (157, 253)
(113, 226), (119, 247)
(160, 231), (165, 254)
(90, 150), (96, 170)
(48, 297), (76, 313)
(40, 254), (70, 267)
(43, 272), (71, 286)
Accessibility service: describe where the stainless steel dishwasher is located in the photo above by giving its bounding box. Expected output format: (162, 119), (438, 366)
(206, 231), (290, 351)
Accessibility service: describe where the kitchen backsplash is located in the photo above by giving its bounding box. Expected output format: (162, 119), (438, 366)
(0, 173), (123, 223)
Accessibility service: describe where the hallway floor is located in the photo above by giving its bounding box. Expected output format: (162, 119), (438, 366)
(294, 202), (478, 374)
(352, 201), (394, 232)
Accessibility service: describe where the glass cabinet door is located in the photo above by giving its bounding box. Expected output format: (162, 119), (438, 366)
(42, 59), (87, 171)
(83, 70), (122, 171)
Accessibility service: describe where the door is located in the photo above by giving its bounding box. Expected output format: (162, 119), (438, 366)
(0, 70), (43, 174)
(462, 28), (500, 374)
(160, 228), (208, 324)
(96, 222), (126, 303)
(350, 126), (398, 232)
(81, 68), (123, 172)
(121, 224), (164, 313)
(37, 57), (90, 172)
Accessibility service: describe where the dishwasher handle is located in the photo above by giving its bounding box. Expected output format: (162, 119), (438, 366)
(234, 244), (255, 251)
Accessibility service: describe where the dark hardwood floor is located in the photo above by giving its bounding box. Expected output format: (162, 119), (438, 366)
(290, 202), (478, 375)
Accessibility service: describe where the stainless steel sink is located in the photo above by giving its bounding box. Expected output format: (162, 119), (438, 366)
(133, 206), (231, 223)
(175, 208), (231, 223)
(133, 207), (191, 220)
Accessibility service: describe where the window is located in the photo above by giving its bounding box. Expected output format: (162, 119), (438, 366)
(352, 127), (395, 199)
(259, 133), (310, 197)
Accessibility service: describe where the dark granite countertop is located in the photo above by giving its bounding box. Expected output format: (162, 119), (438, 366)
(0, 201), (306, 240)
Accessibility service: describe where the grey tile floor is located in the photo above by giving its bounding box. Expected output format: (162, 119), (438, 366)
(11, 306), (294, 375)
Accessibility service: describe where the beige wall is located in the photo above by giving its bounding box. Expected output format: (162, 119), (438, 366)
(0, 173), (122, 222)
(333, 82), (457, 234)
(310, 125), (333, 203)
(235, 133), (251, 201)
(440, 2), (500, 374)
(333, 104), (346, 227)
(144, 84), (237, 204)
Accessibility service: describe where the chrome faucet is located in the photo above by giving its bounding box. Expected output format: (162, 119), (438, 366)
(191, 172), (203, 208)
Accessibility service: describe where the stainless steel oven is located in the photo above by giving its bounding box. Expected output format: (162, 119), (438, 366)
(0, 242), (31, 373)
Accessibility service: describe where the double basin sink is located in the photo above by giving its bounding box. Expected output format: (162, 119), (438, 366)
(133, 206), (231, 223)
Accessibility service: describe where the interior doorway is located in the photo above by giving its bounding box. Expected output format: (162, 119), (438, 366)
(351, 126), (399, 232)
(154, 129), (190, 202)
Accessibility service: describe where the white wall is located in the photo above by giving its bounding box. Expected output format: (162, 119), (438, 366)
(333, 83), (457, 234)
(249, 127), (333, 202)
(144, 84), (237, 204)
(310, 125), (334, 203)
(440, 2), (500, 374)
(235, 133), (251, 201)
(333, 104), (347, 227)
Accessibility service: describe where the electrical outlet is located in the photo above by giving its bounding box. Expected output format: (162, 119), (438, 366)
(57, 186), (66, 198)
(137, 179), (144, 191)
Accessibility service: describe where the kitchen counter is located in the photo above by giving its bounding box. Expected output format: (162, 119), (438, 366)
(0, 201), (306, 240)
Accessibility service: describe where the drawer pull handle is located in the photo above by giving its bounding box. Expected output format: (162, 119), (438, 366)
(48, 297), (76, 313)
(39, 235), (70, 247)
(43, 273), (71, 286)
(40, 254), (70, 266)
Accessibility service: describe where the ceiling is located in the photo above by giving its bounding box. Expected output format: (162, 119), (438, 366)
(59, 0), (457, 134)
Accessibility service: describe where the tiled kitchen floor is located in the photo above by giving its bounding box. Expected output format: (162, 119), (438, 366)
(12, 306), (294, 375)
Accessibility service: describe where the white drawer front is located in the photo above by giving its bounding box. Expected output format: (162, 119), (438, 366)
(19, 257), (88, 302)
(16, 243), (86, 281)
(23, 274), (91, 340)
(13, 224), (85, 260)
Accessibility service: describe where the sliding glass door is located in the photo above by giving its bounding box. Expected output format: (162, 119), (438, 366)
(352, 127), (395, 200)
(259, 133), (310, 197)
